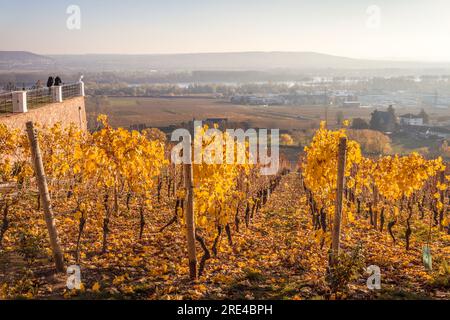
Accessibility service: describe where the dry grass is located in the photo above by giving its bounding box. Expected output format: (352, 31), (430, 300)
(87, 97), (376, 130)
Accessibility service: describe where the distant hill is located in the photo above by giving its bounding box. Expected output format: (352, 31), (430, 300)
(0, 51), (50, 61)
(0, 51), (54, 71)
(49, 51), (450, 72)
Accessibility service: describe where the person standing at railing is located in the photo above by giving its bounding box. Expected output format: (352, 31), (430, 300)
(47, 76), (54, 88)
(54, 76), (62, 86)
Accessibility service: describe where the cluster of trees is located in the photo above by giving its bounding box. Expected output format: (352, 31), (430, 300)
(350, 106), (397, 132)
(326, 76), (450, 95)
(352, 107), (430, 133)
(369, 106), (397, 132)
(85, 82), (232, 97)
(347, 129), (392, 155)
(84, 82), (315, 98)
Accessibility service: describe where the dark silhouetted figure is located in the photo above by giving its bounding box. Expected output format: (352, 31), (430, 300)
(47, 76), (54, 88)
(54, 76), (62, 86)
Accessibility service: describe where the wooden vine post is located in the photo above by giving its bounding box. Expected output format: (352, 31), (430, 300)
(373, 185), (379, 229)
(26, 121), (65, 273)
(439, 170), (446, 231)
(331, 137), (347, 266)
(173, 163), (177, 197)
(183, 138), (197, 280)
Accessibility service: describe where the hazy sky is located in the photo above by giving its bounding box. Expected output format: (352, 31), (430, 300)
(1, 0), (450, 61)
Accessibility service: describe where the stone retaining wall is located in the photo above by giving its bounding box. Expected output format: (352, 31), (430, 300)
(0, 96), (86, 131)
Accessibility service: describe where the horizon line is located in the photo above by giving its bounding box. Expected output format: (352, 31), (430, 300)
(5, 50), (450, 64)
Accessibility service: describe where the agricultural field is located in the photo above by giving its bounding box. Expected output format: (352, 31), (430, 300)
(87, 96), (450, 131)
(85, 96), (371, 130)
(86, 96), (450, 160)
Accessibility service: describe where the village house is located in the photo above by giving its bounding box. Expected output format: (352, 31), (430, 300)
(399, 113), (424, 126)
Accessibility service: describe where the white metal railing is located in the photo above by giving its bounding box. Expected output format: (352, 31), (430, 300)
(62, 83), (83, 100)
(0, 82), (84, 115)
(27, 87), (52, 109)
(0, 92), (13, 114)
